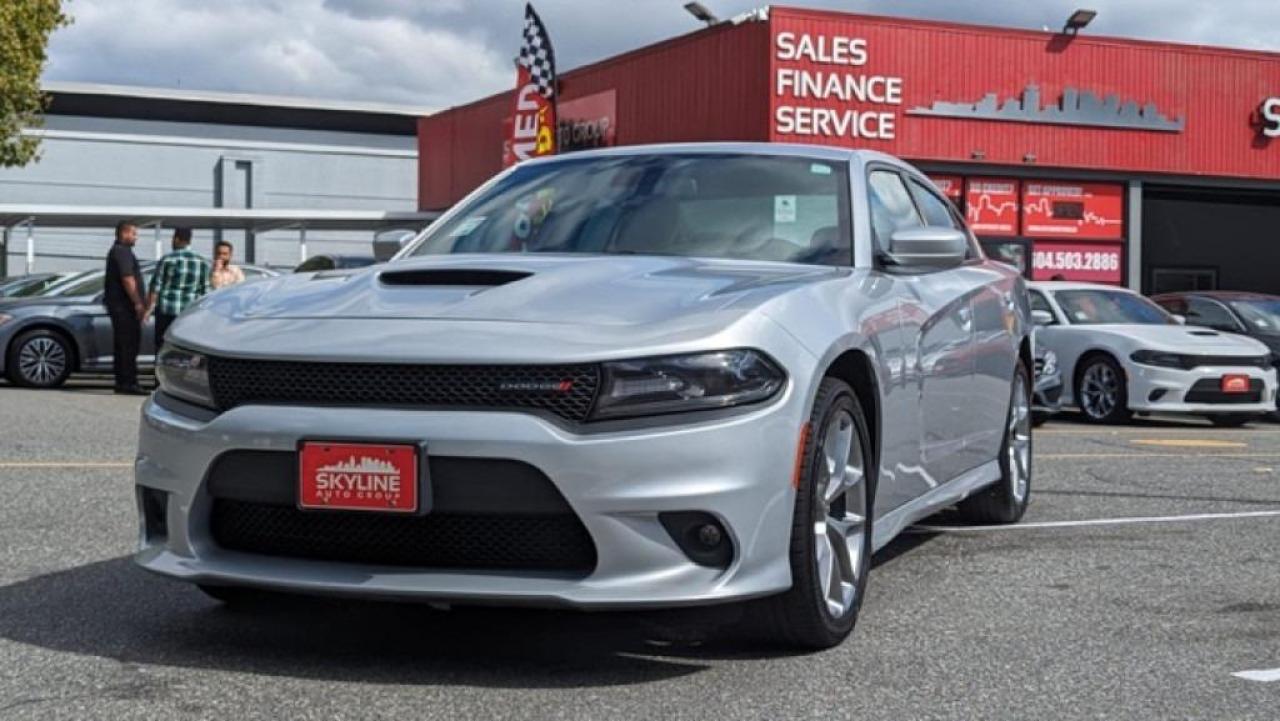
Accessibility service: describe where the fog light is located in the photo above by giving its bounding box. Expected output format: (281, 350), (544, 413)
(659, 512), (733, 568)
(1148, 389), (1168, 402)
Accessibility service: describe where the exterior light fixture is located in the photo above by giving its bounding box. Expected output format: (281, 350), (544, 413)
(684, 2), (720, 26)
(1063, 9), (1097, 34)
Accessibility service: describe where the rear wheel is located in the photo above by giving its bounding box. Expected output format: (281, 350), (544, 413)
(1075, 355), (1130, 424)
(958, 362), (1033, 524)
(755, 378), (873, 650)
(6, 329), (73, 388)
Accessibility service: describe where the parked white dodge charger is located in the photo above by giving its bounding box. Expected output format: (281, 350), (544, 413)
(136, 144), (1034, 649)
(1029, 281), (1277, 426)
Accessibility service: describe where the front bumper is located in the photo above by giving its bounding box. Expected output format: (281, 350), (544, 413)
(134, 387), (806, 609)
(1126, 363), (1278, 415)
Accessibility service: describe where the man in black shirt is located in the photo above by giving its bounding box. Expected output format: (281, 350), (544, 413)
(104, 220), (147, 395)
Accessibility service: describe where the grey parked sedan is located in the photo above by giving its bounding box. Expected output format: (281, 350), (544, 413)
(0, 263), (277, 388)
(137, 144), (1033, 649)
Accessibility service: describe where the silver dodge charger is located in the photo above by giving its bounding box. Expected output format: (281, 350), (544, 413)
(135, 144), (1033, 648)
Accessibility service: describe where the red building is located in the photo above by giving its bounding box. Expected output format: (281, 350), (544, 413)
(419, 6), (1280, 293)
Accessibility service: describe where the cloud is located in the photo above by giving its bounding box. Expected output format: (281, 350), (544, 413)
(43, 0), (1280, 108)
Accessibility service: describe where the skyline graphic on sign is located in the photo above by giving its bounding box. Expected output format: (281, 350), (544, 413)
(907, 84), (1184, 132)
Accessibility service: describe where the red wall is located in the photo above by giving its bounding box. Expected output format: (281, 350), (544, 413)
(769, 7), (1280, 180)
(418, 21), (771, 209)
(419, 6), (1280, 210)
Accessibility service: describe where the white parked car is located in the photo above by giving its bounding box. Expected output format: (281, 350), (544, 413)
(1028, 281), (1278, 426)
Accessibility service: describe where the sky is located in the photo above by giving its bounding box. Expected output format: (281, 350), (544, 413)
(42, 0), (1280, 110)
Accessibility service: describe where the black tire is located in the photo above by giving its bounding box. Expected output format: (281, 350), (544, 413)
(1074, 354), (1131, 424)
(958, 362), (1033, 525)
(753, 377), (874, 650)
(1206, 414), (1258, 428)
(196, 584), (260, 606)
(5, 328), (74, 388)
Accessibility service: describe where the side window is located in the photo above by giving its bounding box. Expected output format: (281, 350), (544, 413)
(1029, 291), (1057, 324)
(907, 179), (958, 229)
(867, 170), (923, 255)
(1186, 298), (1240, 331)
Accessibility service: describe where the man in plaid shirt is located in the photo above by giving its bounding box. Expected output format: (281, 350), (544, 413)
(147, 228), (211, 347)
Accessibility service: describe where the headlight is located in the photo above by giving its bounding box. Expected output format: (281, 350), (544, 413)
(156, 345), (215, 408)
(1130, 350), (1190, 369)
(591, 349), (785, 420)
(1041, 350), (1058, 377)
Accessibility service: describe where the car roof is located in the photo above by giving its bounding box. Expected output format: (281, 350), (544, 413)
(1151, 290), (1278, 301)
(517, 141), (907, 168)
(1027, 281), (1136, 293)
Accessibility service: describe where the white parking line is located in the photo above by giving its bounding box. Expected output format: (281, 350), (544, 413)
(0, 462), (132, 468)
(1232, 668), (1280, 683)
(914, 509), (1280, 533)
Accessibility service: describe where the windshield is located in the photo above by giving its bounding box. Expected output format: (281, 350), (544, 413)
(1053, 289), (1174, 325)
(1230, 299), (1280, 334)
(408, 154), (851, 265)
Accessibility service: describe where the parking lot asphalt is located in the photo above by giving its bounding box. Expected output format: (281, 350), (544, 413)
(0, 380), (1277, 720)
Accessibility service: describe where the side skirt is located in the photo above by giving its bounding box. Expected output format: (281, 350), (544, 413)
(871, 460), (1001, 553)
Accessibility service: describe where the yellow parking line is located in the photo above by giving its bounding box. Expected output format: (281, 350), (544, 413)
(1130, 439), (1249, 449)
(0, 461), (132, 468)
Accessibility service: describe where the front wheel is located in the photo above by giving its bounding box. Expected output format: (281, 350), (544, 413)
(958, 362), (1032, 524)
(1075, 355), (1131, 424)
(6, 329), (73, 388)
(754, 378), (874, 650)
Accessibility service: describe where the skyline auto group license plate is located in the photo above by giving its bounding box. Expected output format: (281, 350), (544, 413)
(298, 441), (420, 513)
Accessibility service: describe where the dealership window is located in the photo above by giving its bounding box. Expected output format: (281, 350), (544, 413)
(1150, 267), (1216, 294)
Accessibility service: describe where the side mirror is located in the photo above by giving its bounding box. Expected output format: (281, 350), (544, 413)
(1171, 314), (1187, 325)
(373, 228), (418, 262)
(1031, 309), (1055, 326)
(888, 228), (967, 269)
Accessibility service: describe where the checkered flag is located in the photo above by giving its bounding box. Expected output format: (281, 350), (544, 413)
(518, 3), (556, 99)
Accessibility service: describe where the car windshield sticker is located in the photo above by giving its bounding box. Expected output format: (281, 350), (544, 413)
(775, 195), (798, 224)
(810, 163), (833, 175)
(511, 188), (557, 248)
(449, 216), (487, 237)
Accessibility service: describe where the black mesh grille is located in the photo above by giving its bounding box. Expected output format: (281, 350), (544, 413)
(1184, 378), (1264, 404)
(1183, 356), (1272, 370)
(211, 500), (597, 575)
(207, 357), (600, 421)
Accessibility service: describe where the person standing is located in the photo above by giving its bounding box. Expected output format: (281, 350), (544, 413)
(147, 228), (210, 348)
(104, 220), (147, 395)
(210, 240), (245, 290)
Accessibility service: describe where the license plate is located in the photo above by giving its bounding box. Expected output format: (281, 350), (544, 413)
(1220, 374), (1251, 394)
(299, 442), (420, 513)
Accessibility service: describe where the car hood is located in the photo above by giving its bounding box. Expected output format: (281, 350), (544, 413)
(199, 254), (843, 327)
(176, 255), (844, 362)
(1077, 324), (1271, 355)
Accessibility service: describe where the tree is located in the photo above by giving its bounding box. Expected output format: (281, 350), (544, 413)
(0, 1), (70, 168)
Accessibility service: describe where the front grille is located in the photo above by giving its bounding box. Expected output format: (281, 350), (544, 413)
(207, 357), (600, 422)
(211, 500), (597, 574)
(1183, 355), (1272, 370)
(205, 450), (598, 575)
(1184, 378), (1264, 404)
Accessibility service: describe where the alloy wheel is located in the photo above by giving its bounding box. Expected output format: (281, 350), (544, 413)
(813, 409), (868, 620)
(1007, 372), (1032, 502)
(1079, 362), (1119, 420)
(18, 337), (67, 386)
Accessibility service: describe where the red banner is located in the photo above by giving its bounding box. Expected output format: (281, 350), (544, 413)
(1031, 241), (1123, 283)
(928, 174), (963, 204)
(504, 4), (557, 167)
(965, 178), (1019, 236)
(1023, 182), (1124, 240)
(558, 90), (616, 152)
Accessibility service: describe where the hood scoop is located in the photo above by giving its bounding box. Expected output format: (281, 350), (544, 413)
(379, 268), (532, 288)
(1188, 330), (1219, 336)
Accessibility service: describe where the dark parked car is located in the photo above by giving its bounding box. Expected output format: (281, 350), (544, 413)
(0, 264), (278, 388)
(1152, 291), (1280, 419)
(292, 254), (378, 273)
